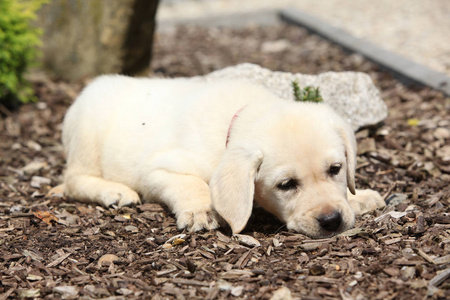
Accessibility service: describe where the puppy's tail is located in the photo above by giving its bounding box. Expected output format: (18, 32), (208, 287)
(46, 184), (65, 198)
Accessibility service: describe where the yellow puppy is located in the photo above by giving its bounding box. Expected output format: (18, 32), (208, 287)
(55, 76), (385, 238)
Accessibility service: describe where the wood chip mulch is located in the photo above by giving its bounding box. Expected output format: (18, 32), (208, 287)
(1, 24), (449, 299)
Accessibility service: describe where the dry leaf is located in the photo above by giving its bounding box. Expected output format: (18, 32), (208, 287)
(33, 211), (58, 225)
(270, 286), (292, 300)
(172, 238), (185, 245)
(98, 254), (120, 267)
(233, 234), (261, 248)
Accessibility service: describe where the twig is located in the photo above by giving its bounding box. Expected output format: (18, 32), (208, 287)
(414, 248), (435, 264)
(10, 212), (35, 218)
(0, 103), (13, 117)
(383, 182), (397, 201)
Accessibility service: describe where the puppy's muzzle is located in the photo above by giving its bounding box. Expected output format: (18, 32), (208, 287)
(316, 210), (342, 232)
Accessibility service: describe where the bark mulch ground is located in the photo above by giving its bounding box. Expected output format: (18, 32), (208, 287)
(1, 24), (449, 299)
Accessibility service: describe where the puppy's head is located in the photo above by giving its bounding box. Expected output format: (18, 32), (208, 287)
(210, 102), (357, 238)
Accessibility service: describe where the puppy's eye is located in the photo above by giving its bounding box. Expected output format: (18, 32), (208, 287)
(329, 163), (342, 176)
(277, 179), (298, 191)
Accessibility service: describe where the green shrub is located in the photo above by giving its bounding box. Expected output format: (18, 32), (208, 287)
(292, 80), (323, 103)
(0, 0), (47, 109)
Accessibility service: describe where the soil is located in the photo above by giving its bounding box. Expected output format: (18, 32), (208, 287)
(1, 24), (449, 299)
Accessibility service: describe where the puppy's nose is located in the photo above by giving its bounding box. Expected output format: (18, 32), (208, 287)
(317, 211), (342, 232)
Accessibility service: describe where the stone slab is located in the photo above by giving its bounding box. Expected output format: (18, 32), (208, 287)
(280, 8), (450, 96)
(196, 63), (388, 131)
(158, 9), (280, 31)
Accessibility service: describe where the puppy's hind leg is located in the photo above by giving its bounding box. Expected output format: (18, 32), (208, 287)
(62, 115), (140, 207)
(64, 173), (140, 207)
(348, 189), (386, 215)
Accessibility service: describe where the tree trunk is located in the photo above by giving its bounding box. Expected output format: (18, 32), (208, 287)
(36, 0), (159, 81)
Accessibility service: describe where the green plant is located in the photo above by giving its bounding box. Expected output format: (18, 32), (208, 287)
(292, 80), (323, 103)
(0, 0), (47, 108)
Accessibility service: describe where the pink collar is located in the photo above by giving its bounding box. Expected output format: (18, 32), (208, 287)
(225, 106), (247, 147)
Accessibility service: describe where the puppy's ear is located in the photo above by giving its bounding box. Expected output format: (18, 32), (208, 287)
(210, 146), (263, 234)
(338, 124), (357, 195)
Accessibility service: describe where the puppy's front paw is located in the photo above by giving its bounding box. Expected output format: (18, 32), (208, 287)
(176, 206), (220, 232)
(349, 189), (386, 215)
(47, 184), (65, 197)
(99, 189), (141, 207)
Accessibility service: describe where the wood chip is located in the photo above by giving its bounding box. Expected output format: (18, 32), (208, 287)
(433, 254), (450, 265)
(393, 257), (423, 266)
(30, 176), (51, 188)
(46, 252), (71, 268)
(23, 249), (44, 261)
(0, 226), (15, 232)
(216, 231), (231, 243)
(172, 278), (210, 287)
(414, 248), (435, 264)
(306, 276), (339, 284)
(429, 268), (450, 287)
(156, 266), (177, 277)
(220, 270), (254, 279)
(384, 237), (402, 245)
(358, 138), (376, 155)
(138, 203), (164, 212)
(383, 267), (400, 277)
(235, 249), (253, 269)
(269, 286), (292, 300)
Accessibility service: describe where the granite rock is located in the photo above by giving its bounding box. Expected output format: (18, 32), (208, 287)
(197, 63), (388, 131)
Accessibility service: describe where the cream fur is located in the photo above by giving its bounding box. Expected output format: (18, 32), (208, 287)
(56, 75), (385, 238)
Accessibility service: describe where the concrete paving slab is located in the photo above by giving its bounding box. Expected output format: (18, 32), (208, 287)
(280, 8), (450, 96)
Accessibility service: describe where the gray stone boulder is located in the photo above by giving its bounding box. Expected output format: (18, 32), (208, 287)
(197, 63), (387, 131)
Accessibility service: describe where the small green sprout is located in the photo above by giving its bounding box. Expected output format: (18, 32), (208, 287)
(292, 80), (323, 103)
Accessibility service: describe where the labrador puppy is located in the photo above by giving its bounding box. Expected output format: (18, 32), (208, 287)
(55, 75), (385, 238)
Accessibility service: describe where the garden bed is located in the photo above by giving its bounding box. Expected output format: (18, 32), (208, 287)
(1, 24), (449, 299)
